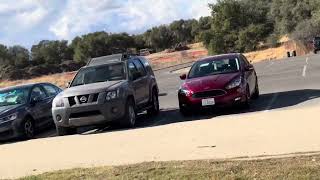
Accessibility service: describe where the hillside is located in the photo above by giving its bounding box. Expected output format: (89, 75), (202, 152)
(0, 39), (309, 89)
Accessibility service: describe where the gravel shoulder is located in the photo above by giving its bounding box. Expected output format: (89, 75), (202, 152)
(1, 106), (320, 179)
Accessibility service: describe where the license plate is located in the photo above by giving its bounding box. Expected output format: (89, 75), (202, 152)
(202, 98), (215, 106)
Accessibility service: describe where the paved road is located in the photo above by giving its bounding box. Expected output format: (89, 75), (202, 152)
(2, 54), (320, 178)
(12, 53), (320, 141)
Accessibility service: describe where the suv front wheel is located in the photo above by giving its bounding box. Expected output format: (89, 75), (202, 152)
(120, 99), (136, 128)
(147, 90), (160, 116)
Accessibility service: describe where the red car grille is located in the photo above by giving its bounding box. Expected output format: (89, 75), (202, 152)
(192, 89), (226, 98)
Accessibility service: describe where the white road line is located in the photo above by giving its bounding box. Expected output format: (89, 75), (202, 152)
(306, 57), (309, 64)
(302, 65), (307, 77)
(266, 61), (274, 68)
(264, 93), (279, 112)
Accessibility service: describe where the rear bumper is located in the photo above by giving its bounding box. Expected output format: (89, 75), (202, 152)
(52, 99), (126, 128)
(178, 87), (246, 109)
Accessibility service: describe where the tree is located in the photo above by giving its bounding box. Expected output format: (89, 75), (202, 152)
(31, 40), (73, 65)
(0, 44), (9, 66)
(144, 26), (175, 51)
(7, 46), (29, 68)
(204, 0), (274, 54)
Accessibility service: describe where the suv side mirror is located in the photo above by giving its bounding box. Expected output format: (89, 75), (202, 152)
(180, 74), (187, 80)
(65, 81), (71, 88)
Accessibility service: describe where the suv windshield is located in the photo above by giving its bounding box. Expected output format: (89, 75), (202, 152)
(0, 88), (29, 107)
(188, 58), (240, 79)
(71, 63), (126, 87)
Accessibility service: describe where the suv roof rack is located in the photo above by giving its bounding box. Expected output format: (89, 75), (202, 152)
(86, 53), (138, 66)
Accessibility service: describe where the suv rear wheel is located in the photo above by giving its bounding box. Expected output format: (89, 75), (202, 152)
(147, 90), (160, 116)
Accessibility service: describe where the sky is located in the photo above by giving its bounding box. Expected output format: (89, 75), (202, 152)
(0, 0), (213, 48)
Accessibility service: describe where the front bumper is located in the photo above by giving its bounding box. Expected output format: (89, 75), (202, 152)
(178, 87), (246, 109)
(0, 120), (21, 141)
(53, 98), (126, 128)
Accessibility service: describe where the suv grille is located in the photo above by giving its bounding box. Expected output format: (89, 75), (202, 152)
(193, 90), (226, 99)
(68, 93), (99, 106)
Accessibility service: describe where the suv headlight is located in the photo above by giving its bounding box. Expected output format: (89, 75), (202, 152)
(53, 98), (64, 108)
(106, 89), (120, 101)
(226, 76), (242, 90)
(0, 113), (18, 122)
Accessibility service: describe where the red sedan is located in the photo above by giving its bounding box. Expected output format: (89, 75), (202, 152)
(178, 53), (259, 115)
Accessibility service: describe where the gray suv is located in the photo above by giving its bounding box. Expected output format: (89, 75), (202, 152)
(52, 54), (159, 136)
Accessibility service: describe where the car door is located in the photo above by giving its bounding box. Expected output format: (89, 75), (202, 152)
(133, 58), (150, 104)
(29, 86), (51, 128)
(128, 61), (145, 106)
(240, 55), (256, 94)
(42, 84), (60, 121)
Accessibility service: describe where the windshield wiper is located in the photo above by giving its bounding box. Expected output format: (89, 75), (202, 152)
(71, 83), (84, 87)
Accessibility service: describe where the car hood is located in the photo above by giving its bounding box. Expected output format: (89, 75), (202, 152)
(184, 73), (240, 92)
(0, 105), (21, 117)
(60, 80), (125, 97)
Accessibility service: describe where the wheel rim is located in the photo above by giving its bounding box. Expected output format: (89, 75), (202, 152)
(24, 120), (34, 138)
(153, 93), (159, 111)
(128, 105), (136, 125)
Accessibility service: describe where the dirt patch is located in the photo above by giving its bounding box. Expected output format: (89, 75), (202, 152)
(0, 72), (76, 89)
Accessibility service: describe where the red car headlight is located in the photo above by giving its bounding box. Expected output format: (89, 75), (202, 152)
(179, 87), (193, 97)
(226, 76), (242, 90)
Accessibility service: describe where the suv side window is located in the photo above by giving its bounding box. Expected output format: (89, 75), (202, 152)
(139, 57), (153, 74)
(139, 57), (150, 67)
(133, 59), (147, 77)
(43, 84), (58, 97)
(128, 62), (140, 80)
(30, 86), (47, 101)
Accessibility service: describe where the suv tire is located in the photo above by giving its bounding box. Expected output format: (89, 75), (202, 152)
(56, 125), (77, 136)
(147, 90), (160, 116)
(121, 99), (136, 128)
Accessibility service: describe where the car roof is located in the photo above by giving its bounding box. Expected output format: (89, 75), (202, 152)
(0, 83), (46, 92)
(198, 53), (241, 62)
(86, 53), (137, 67)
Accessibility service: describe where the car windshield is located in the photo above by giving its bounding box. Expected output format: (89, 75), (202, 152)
(71, 63), (126, 87)
(188, 58), (240, 79)
(0, 88), (29, 107)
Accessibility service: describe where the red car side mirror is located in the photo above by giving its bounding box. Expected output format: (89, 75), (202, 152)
(180, 74), (187, 80)
(245, 65), (254, 71)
